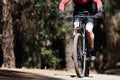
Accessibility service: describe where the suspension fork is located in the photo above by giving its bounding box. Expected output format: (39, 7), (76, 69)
(80, 21), (86, 56)
(80, 20), (87, 76)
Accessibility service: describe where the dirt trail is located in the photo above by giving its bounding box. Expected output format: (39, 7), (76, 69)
(0, 68), (120, 80)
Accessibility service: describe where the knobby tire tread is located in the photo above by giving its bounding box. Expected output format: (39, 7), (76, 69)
(73, 33), (86, 77)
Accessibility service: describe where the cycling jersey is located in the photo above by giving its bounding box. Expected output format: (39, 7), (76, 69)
(59, 0), (103, 15)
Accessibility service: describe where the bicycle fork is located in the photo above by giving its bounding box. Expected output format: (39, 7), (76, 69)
(79, 21), (86, 57)
(80, 21), (86, 76)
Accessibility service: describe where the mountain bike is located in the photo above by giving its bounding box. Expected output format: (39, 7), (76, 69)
(65, 11), (97, 77)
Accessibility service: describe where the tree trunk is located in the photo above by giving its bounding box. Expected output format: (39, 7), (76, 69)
(103, 0), (120, 69)
(2, 0), (15, 68)
(65, 0), (74, 70)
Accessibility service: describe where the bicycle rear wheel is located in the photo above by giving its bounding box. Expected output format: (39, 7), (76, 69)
(73, 33), (86, 77)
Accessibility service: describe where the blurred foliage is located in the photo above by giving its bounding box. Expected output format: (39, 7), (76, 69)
(105, 0), (120, 14)
(13, 0), (66, 69)
(0, 0), (120, 72)
(93, 0), (120, 73)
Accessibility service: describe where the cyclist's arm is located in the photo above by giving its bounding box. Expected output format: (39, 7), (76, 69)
(93, 0), (103, 9)
(59, 0), (70, 11)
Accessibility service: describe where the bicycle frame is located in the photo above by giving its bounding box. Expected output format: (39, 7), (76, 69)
(75, 17), (87, 56)
(71, 14), (95, 77)
(71, 14), (95, 57)
(63, 10), (97, 77)
(75, 17), (87, 76)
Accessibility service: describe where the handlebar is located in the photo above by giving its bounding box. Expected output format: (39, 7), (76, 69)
(63, 13), (102, 21)
(66, 15), (96, 18)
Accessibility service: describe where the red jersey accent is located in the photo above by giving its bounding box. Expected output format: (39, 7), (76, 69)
(59, 0), (103, 11)
(93, 0), (102, 9)
(59, 0), (70, 11)
(74, 0), (88, 4)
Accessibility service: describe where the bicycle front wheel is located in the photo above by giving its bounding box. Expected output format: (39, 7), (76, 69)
(73, 33), (86, 77)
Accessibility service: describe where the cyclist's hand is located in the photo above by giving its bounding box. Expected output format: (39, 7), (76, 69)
(64, 16), (72, 22)
(95, 7), (103, 18)
(95, 12), (103, 18)
(59, 10), (66, 20)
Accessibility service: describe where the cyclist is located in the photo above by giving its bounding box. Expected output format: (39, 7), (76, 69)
(59, 0), (103, 60)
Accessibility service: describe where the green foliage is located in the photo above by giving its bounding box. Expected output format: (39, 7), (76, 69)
(32, 0), (65, 69)
(14, 0), (66, 69)
(105, 0), (120, 14)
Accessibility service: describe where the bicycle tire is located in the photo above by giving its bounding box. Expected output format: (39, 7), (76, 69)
(73, 33), (86, 77)
(85, 60), (90, 77)
(85, 45), (90, 77)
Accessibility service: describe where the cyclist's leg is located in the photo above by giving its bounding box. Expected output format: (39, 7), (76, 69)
(86, 18), (94, 49)
(86, 18), (96, 60)
(73, 18), (79, 37)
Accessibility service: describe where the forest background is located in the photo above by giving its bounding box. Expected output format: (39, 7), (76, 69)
(0, 0), (120, 74)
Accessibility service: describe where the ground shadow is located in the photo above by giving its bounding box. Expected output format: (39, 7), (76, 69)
(0, 69), (63, 80)
(104, 66), (120, 76)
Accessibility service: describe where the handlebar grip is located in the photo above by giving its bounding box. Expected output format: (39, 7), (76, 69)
(64, 16), (72, 21)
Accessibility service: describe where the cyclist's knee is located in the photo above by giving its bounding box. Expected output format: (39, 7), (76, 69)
(86, 22), (93, 33)
(74, 20), (79, 29)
